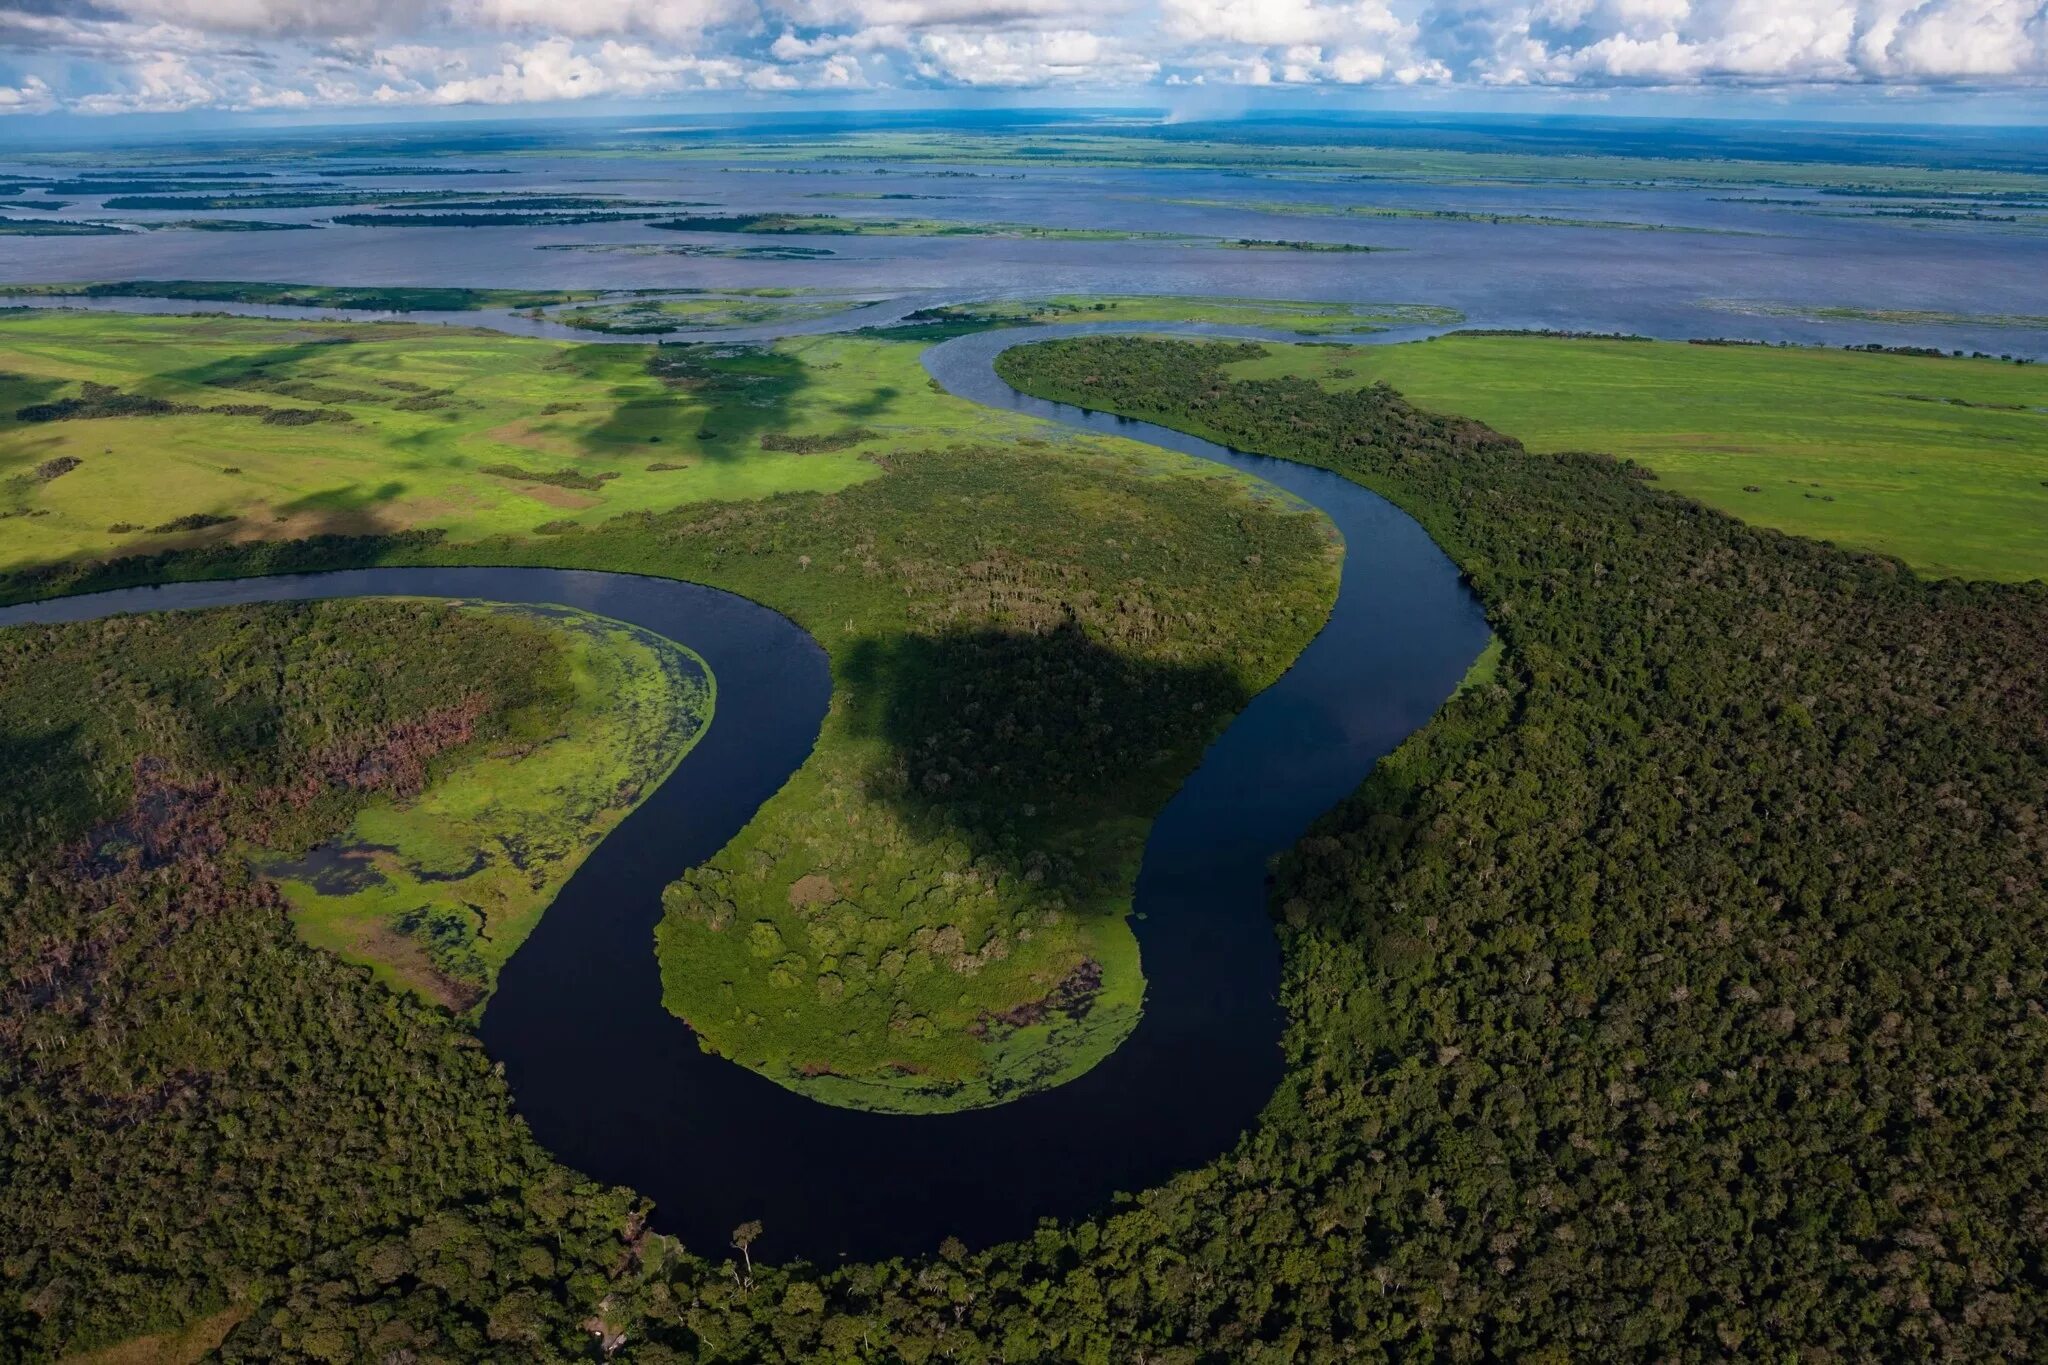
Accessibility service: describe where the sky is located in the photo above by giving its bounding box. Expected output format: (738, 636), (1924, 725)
(0, 0), (2043, 123)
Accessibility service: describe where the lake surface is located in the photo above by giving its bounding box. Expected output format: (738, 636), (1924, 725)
(0, 337), (1488, 1263)
(3, 153), (2045, 358)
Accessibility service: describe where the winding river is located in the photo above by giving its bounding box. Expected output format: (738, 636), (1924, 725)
(0, 329), (1488, 1264)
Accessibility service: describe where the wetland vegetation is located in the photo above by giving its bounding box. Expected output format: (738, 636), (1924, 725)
(271, 602), (711, 1014)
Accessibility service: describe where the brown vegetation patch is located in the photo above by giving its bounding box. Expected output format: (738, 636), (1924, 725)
(971, 958), (1102, 1037)
(759, 426), (877, 454)
(59, 1303), (250, 1365)
(520, 484), (602, 510)
(786, 872), (838, 909)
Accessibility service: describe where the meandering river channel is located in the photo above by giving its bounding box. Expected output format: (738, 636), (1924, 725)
(0, 330), (1488, 1263)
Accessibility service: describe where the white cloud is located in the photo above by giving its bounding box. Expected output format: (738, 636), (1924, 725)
(1, 0), (2043, 114)
(909, 25), (1155, 81)
(456, 0), (751, 41)
(0, 72), (55, 110)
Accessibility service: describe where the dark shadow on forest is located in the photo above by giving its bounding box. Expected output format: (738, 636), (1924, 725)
(0, 723), (91, 854)
(839, 623), (1250, 913)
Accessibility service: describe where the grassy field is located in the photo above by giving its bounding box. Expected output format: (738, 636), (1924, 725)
(0, 311), (892, 568)
(270, 602), (711, 1015)
(0, 307), (1338, 1113)
(1220, 334), (2048, 582)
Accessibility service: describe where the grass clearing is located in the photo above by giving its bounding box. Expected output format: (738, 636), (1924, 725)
(56, 1305), (248, 1365)
(269, 601), (711, 1015)
(1221, 334), (2048, 581)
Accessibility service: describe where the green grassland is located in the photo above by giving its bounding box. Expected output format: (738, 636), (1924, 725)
(1218, 334), (2048, 581)
(910, 295), (1462, 334)
(0, 312), (886, 567)
(0, 307), (1338, 1113)
(270, 602), (711, 1015)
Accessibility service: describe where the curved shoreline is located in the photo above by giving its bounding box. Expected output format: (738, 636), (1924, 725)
(0, 337), (1488, 1264)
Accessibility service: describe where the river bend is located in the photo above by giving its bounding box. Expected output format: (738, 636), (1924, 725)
(0, 333), (1488, 1262)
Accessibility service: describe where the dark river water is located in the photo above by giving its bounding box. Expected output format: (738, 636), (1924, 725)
(0, 335), (1488, 1264)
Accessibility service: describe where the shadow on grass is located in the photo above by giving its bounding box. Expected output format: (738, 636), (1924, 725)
(839, 623), (1250, 913)
(578, 343), (812, 464)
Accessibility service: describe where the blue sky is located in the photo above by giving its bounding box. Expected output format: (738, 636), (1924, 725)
(2, 0), (2043, 122)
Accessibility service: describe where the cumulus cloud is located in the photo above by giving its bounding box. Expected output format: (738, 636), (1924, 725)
(0, 70), (55, 107)
(0, 0), (2043, 114)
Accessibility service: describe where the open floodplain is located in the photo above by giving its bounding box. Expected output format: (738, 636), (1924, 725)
(2, 112), (2047, 1361)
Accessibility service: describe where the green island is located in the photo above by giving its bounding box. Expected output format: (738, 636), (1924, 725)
(1150, 194), (1740, 232)
(0, 217), (127, 236)
(901, 295), (1462, 334)
(1213, 332), (2048, 581)
(327, 210), (683, 227)
(3, 267), (2047, 1358)
(269, 601), (711, 1014)
(96, 190), (649, 211)
(536, 241), (840, 260)
(0, 281), (616, 311)
(642, 211), (1375, 252)
(650, 211), (1186, 241)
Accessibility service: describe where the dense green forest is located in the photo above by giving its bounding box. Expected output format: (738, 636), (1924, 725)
(6, 329), (2046, 1359)
(0, 601), (656, 1360)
